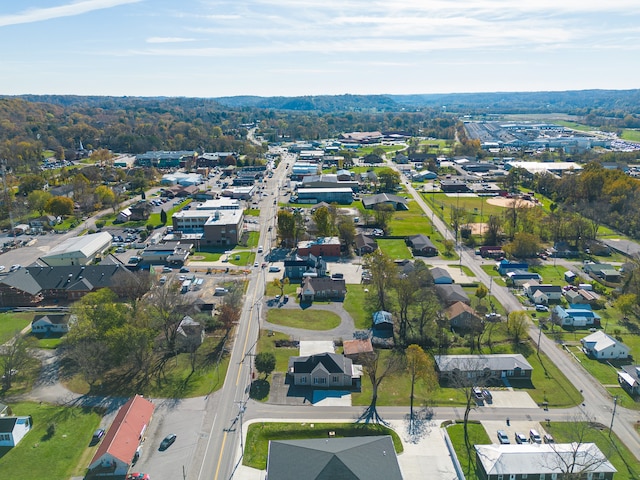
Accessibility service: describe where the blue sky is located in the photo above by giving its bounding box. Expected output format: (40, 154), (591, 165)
(1, 0), (638, 97)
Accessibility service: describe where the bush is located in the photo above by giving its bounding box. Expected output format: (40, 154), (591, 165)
(95, 220), (106, 230)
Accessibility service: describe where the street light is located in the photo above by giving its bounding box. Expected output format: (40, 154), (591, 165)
(609, 396), (618, 437)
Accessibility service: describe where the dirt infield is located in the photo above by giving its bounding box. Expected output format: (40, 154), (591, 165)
(485, 197), (537, 208)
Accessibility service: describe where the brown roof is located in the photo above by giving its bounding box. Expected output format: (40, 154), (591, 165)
(90, 395), (154, 468)
(444, 301), (478, 320)
(343, 338), (374, 356)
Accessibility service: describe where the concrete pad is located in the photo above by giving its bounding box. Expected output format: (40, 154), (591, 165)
(299, 340), (335, 356)
(325, 261), (363, 285)
(482, 420), (547, 445)
(484, 390), (538, 409)
(311, 390), (352, 406)
(388, 419), (457, 480)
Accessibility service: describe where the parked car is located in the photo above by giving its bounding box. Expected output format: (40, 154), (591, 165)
(179, 266), (190, 273)
(543, 433), (555, 444)
(268, 266), (281, 273)
(472, 386), (484, 400)
(482, 389), (492, 402)
(126, 473), (150, 480)
(535, 304), (549, 312)
(159, 433), (177, 451)
(9, 264), (21, 272)
(529, 429), (542, 444)
(91, 428), (105, 445)
(514, 432), (527, 444)
(162, 266), (172, 273)
(497, 430), (510, 444)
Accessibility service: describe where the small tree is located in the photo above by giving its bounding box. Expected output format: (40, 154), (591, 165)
(507, 311), (529, 344)
(160, 209), (167, 225)
(405, 345), (437, 434)
(254, 352), (276, 379)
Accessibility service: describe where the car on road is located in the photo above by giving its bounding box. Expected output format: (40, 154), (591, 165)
(159, 433), (177, 451)
(514, 432), (527, 444)
(535, 304), (549, 312)
(472, 386), (484, 400)
(497, 430), (510, 444)
(253, 261), (259, 268)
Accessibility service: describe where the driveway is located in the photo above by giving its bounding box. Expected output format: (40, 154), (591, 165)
(262, 302), (356, 340)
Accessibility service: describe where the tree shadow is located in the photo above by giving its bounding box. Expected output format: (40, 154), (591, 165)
(249, 379), (270, 400)
(357, 403), (389, 426)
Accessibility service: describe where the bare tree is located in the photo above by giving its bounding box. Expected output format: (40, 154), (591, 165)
(0, 333), (34, 391)
(66, 338), (110, 389)
(358, 350), (404, 425)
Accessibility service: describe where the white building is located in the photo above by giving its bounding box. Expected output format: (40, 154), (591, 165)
(581, 331), (630, 359)
(0, 416), (32, 447)
(40, 231), (112, 266)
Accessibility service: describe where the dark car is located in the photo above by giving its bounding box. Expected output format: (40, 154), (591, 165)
(90, 428), (105, 445)
(179, 266), (190, 273)
(159, 433), (177, 451)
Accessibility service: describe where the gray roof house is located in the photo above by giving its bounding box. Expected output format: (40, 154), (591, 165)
(354, 233), (378, 255)
(435, 284), (470, 306)
(618, 365), (640, 395)
(406, 234), (438, 256)
(430, 267), (453, 284)
(435, 354), (533, 381)
(475, 443), (616, 480)
(361, 193), (409, 211)
(266, 436), (403, 480)
(31, 313), (77, 334)
(300, 276), (347, 303)
(373, 310), (394, 330)
(288, 353), (355, 388)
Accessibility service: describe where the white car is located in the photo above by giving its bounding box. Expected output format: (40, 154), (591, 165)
(253, 262), (259, 268)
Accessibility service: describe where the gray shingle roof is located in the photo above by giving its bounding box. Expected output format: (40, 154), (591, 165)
(435, 354), (533, 373)
(267, 436), (403, 480)
(289, 353), (351, 375)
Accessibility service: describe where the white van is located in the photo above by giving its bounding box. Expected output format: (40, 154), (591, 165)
(215, 287), (228, 295)
(529, 429), (542, 444)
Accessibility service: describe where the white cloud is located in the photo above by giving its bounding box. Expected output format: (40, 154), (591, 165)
(146, 37), (196, 44)
(0, 0), (142, 27)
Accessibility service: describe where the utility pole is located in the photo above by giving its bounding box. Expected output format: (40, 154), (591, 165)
(609, 396), (618, 437)
(1, 160), (15, 240)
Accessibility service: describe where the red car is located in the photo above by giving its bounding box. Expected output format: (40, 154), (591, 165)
(126, 474), (150, 480)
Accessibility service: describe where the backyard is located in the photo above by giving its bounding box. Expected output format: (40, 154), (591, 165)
(265, 309), (342, 330)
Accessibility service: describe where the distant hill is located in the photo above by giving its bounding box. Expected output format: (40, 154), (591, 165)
(215, 89), (640, 114)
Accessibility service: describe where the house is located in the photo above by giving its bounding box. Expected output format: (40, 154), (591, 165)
(372, 310), (394, 331)
(116, 208), (132, 223)
(435, 284), (470, 306)
(431, 267), (453, 284)
(395, 259), (416, 278)
(617, 365), (640, 395)
(434, 354), (533, 381)
(342, 338), (374, 361)
(475, 443), (616, 480)
(581, 331), (630, 360)
(300, 276), (347, 303)
(175, 316), (205, 352)
(288, 353), (356, 388)
(128, 201), (152, 221)
(506, 270), (542, 286)
(479, 246), (504, 259)
(284, 254), (327, 280)
(139, 241), (192, 266)
(406, 234), (438, 256)
(440, 180), (470, 193)
(0, 416), (32, 447)
(354, 233), (378, 255)
(552, 305), (601, 328)
(88, 395), (155, 477)
(583, 263), (622, 283)
(266, 436), (403, 480)
(522, 282), (563, 304)
(297, 237), (341, 257)
(564, 288), (600, 305)
(361, 193), (409, 211)
(445, 302), (482, 330)
(31, 313), (77, 334)
(495, 259), (529, 276)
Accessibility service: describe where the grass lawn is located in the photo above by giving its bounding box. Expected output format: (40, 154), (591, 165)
(521, 349), (583, 407)
(243, 231), (260, 248)
(544, 421), (640, 480)
(621, 129), (640, 142)
(257, 330), (298, 372)
(244, 208), (261, 216)
(448, 264), (474, 277)
(0, 312), (32, 343)
(447, 422), (491, 478)
(0, 401), (102, 480)
(30, 332), (65, 349)
(570, 348), (626, 386)
(528, 264), (570, 284)
(265, 282), (298, 298)
(192, 251), (223, 261)
(377, 239), (412, 260)
(63, 335), (230, 398)
(229, 251), (256, 266)
(266, 309), (341, 330)
(243, 422), (403, 470)
(423, 192), (511, 226)
(344, 284), (372, 330)
(388, 201), (434, 236)
(481, 265), (506, 286)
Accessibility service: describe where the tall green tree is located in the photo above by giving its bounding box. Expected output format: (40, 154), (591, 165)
(254, 352), (276, 379)
(312, 206), (334, 237)
(363, 250), (396, 311)
(377, 168), (401, 192)
(27, 190), (52, 216)
(46, 195), (74, 216)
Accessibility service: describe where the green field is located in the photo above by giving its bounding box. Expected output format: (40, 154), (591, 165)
(343, 284), (372, 330)
(257, 330), (298, 372)
(447, 422), (491, 478)
(266, 309), (341, 330)
(388, 201), (434, 236)
(621, 129), (640, 142)
(0, 402), (102, 480)
(0, 312), (31, 343)
(376, 239), (412, 260)
(243, 422), (403, 470)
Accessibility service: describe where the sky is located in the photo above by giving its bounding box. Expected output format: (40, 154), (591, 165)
(0, 0), (639, 98)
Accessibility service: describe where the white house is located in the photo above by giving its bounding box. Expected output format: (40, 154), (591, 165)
(31, 314), (77, 334)
(581, 331), (630, 360)
(116, 208), (132, 223)
(0, 416), (32, 447)
(522, 281), (563, 304)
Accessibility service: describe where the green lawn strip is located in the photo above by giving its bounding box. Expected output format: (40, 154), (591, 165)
(528, 264), (569, 284)
(0, 402), (102, 480)
(244, 208), (261, 216)
(377, 239), (412, 260)
(265, 282), (298, 298)
(388, 201), (433, 236)
(621, 129), (640, 142)
(448, 264), (474, 277)
(0, 312), (32, 343)
(343, 284), (372, 330)
(572, 349), (627, 386)
(481, 265), (506, 286)
(243, 422), (403, 470)
(605, 386), (640, 411)
(257, 330), (298, 372)
(523, 349), (583, 407)
(63, 335), (230, 398)
(265, 309), (341, 331)
(192, 251), (223, 261)
(229, 251), (256, 266)
(29, 332), (65, 349)
(244, 231), (260, 248)
(446, 422), (491, 478)
(544, 422), (640, 480)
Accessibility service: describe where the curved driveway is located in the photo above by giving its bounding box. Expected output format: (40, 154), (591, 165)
(261, 302), (357, 340)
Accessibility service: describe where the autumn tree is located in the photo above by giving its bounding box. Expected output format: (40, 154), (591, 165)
(46, 196), (74, 216)
(377, 168), (401, 192)
(503, 231), (541, 258)
(358, 350), (404, 424)
(405, 345), (437, 434)
(94, 185), (115, 210)
(336, 214), (356, 252)
(507, 310), (530, 344)
(27, 190), (52, 216)
(363, 250), (397, 311)
(277, 210), (297, 247)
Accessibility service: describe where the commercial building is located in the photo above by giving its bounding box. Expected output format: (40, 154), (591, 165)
(297, 237), (341, 257)
(40, 231), (112, 266)
(296, 188), (354, 205)
(172, 209), (244, 247)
